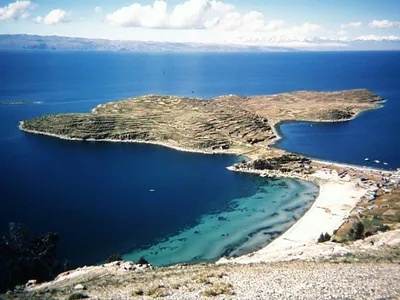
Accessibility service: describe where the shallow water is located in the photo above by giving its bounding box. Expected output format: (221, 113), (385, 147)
(123, 179), (318, 266)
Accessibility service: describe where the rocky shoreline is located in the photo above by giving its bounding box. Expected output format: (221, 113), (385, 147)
(19, 122), (239, 156)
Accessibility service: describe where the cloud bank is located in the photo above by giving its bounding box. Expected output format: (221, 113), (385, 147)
(106, 0), (286, 32)
(356, 35), (400, 41)
(0, 0), (35, 21)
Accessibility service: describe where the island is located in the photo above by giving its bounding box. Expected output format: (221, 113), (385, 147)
(11, 89), (400, 299)
(20, 89), (383, 156)
(0, 101), (41, 105)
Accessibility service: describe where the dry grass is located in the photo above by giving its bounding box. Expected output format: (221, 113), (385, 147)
(203, 283), (234, 297)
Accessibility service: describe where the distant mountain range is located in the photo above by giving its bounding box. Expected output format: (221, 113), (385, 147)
(1, 34), (399, 52)
(0, 34), (295, 53)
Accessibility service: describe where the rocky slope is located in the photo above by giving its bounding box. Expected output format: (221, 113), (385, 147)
(3, 243), (400, 300)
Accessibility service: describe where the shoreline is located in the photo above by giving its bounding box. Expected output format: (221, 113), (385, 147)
(270, 111), (393, 172)
(19, 122), (243, 157)
(218, 179), (368, 264)
(269, 102), (385, 148)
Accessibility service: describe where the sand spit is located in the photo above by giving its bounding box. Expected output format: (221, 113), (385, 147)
(219, 180), (367, 264)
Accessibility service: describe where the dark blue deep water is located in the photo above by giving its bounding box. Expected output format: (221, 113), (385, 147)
(0, 51), (399, 267)
(274, 52), (400, 169)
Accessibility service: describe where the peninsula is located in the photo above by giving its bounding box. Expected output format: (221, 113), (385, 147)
(12, 89), (400, 299)
(20, 89), (383, 158)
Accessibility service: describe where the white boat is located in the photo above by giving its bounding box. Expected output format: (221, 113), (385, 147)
(374, 160), (380, 164)
(383, 162), (388, 165)
(364, 158), (369, 161)
(260, 173), (267, 177)
(150, 189), (155, 192)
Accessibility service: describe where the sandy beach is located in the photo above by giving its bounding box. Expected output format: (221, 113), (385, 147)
(219, 175), (369, 264)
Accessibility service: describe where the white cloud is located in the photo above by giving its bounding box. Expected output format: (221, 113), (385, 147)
(95, 6), (102, 13)
(340, 22), (362, 29)
(356, 35), (400, 41)
(106, 0), (284, 32)
(34, 9), (71, 25)
(169, 0), (213, 29)
(338, 30), (347, 36)
(0, 0), (35, 21)
(107, 1), (168, 28)
(289, 23), (320, 35)
(369, 20), (400, 29)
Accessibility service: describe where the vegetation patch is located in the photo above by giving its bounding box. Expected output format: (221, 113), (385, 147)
(203, 283), (234, 297)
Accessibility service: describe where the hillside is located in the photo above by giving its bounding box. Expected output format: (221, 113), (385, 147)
(20, 89), (383, 159)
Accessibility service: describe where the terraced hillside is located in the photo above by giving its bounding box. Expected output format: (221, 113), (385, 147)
(214, 89), (384, 126)
(20, 89), (383, 155)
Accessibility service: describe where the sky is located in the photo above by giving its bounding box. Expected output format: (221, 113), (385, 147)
(1, 0), (400, 48)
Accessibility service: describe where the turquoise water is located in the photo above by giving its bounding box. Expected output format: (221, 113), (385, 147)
(124, 179), (317, 265)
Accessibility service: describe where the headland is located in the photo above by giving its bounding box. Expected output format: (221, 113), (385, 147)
(19, 89), (383, 159)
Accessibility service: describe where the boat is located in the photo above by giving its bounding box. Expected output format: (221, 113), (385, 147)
(260, 173), (267, 177)
(364, 158), (369, 161)
(374, 160), (380, 164)
(150, 189), (155, 192)
(383, 162), (388, 165)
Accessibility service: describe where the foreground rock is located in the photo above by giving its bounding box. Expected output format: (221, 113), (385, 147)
(2, 242), (399, 300)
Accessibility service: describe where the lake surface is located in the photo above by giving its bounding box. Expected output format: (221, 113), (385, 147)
(274, 51), (400, 169)
(0, 51), (398, 267)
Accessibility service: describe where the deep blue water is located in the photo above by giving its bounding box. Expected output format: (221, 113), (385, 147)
(0, 51), (399, 267)
(275, 52), (400, 169)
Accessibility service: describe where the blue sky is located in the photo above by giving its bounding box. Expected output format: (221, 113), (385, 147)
(1, 0), (400, 48)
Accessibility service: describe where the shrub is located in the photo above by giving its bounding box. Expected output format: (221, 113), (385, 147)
(137, 257), (149, 265)
(131, 288), (144, 296)
(68, 293), (89, 300)
(0, 223), (62, 293)
(377, 225), (390, 232)
(203, 283), (233, 297)
(323, 232), (331, 241)
(365, 231), (373, 238)
(317, 232), (331, 243)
